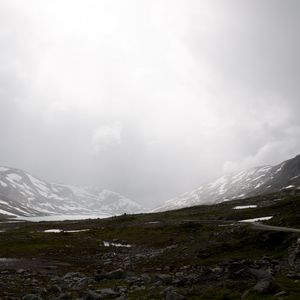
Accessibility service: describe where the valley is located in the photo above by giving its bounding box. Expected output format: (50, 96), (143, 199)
(1, 191), (300, 299)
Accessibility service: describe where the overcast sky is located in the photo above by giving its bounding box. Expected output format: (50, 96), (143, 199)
(0, 0), (300, 207)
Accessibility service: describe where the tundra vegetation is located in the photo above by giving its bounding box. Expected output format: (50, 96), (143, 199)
(1, 192), (300, 299)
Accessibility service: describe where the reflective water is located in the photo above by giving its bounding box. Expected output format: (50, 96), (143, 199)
(17, 213), (112, 222)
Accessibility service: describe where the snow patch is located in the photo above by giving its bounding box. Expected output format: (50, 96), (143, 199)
(103, 241), (132, 248)
(0, 181), (7, 187)
(0, 209), (16, 216)
(44, 229), (62, 233)
(64, 229), (90, 233)
(237, 194), (245, 198)
(233, 205), (257, 210)
(239, 216), (273, 223)
(44, 229), (90, 233)
(285, 185), (295, 189)
(7, 173), (22, 182)
(0, 167), (9, 172)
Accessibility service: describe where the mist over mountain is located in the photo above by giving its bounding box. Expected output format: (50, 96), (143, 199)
(1, 1), (300, 206)
(0, 166), (143, 217)
(1, 154), (300, 217)
(1, 1), (300, 298)
(156, 155), (300, 211)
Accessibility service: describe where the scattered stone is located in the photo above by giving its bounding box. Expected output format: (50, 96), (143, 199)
(22, 295), (43, 300)
(84, 290), (102, 300)
(273, 291), (287, 298)
(95, 268), (127, 281)
(165, 290), (186, 300)
(253, 277), (279, 294)
(107, 269), (127, 280)
(51, 293), (72, 300)
(63, 272), (86, 281)
(95, 288), (120, 297)
(156, 274), (173, 284)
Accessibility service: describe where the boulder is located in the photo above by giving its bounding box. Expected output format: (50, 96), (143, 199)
(252, 277), (279, 294)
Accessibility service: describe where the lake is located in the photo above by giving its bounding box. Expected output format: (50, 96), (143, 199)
(16, 213), (113, 222)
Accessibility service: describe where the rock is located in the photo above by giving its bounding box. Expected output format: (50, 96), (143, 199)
(249, 268), (272, 279)
(47, 285), (62, 293)
(115, 296), (128, 300)
(273, 291), (287, 297)
(118, 287), (128, 293)
(106, 269), (126, 280)
(22, 295), (43, 300)
(69, 277), (94, 290)
(95, 288), (120, 297)
(252, 277), (279, 294)
(63, 272), (86, 281)
(132, 285), (146, 291)
(52, 293), (72, 300)
(95, 268), (127, 281)
(156, 274), (173, 284)
(165, 290), (186, 300)
(241, 289), (250, 298)
(288, 240), (300, 274)
(140, 274), (151, 283)
(94, 270), (106, 281)
(46, 266), (58, 270)
(84, 290), (102, 300)
(31, 279), (39, 285)
(287, 271), (300, 279)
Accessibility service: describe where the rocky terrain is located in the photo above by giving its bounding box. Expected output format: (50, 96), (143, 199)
(0, 167), (143, 217)
(1, 190), (300, 299)
(156, 155), (300, 211)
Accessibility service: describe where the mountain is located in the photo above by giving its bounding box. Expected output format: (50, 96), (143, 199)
(156, 155), (300, 211)
(0, 166), (143, 217)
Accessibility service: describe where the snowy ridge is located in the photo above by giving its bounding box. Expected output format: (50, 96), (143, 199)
(0, 167), (143, 217)
(155, 155), (300, 212)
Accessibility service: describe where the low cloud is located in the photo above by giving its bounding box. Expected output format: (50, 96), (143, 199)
(92, 123), (123, 153)
(0, 1), (300, 206)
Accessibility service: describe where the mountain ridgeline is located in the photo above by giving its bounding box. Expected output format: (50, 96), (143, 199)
(1, 155), (300, 217)
(0, 167), (142, 217)
(156, 155), (300, 211)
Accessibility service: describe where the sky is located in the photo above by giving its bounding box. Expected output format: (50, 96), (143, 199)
(0, 0), (300, 207)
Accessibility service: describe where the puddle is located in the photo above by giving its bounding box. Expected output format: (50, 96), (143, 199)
(18, 214), (111, 222)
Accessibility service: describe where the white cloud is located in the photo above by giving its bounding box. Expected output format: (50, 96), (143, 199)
(92, 123), (122, 153)
(0, 1), (300, 204)
(223, 125), (300, 173)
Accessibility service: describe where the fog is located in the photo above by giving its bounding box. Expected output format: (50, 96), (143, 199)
(0, 0), (300, 207)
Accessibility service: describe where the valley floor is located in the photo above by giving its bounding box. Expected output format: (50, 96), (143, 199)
(1, 192), (300, 299)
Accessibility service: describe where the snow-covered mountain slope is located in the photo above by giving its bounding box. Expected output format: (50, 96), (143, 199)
(156, 155), (300, 212)
(0, 167), (143, 217)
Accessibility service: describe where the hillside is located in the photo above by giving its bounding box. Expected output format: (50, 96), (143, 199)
(1, 190), (300, 298)
(156, 155), (300, 211)
(0, 167), (142, 217)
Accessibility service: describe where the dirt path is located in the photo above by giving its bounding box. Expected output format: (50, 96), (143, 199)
(248, 222), (300, 233)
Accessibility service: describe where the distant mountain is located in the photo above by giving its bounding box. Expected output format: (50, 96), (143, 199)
(0, 166), (143, 217)
(156, 155), (300, 211)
